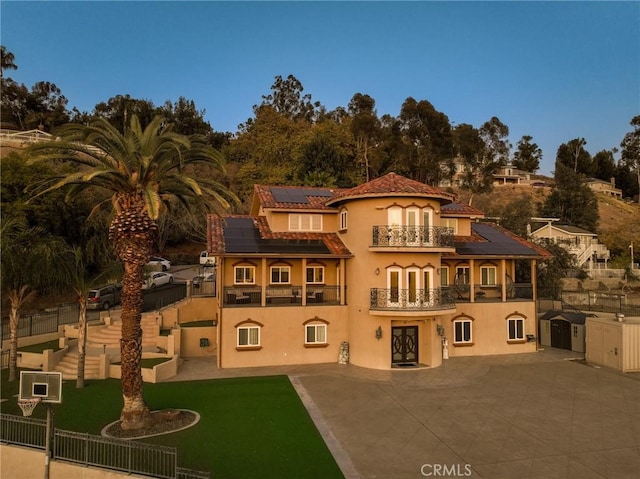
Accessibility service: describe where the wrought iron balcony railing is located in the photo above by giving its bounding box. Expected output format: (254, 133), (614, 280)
(370, 288), (455, 311)
(371, 226), (454, 248)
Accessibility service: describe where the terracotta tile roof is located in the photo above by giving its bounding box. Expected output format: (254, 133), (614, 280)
(326, 172), (456, 205)
(207, 214), (352, 257)
(253, 184), (344, 210)
(441, 202), (485, 218)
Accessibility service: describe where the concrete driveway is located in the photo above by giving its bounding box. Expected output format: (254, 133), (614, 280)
(172, 349), (640, 479)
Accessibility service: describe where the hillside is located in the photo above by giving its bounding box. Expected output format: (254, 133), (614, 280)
(454, 183), (640, 259)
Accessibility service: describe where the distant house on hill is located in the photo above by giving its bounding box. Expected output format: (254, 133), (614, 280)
(586, 178), (622, 199)
(438, 159), (545, 188)
(530, 221), (610, 269)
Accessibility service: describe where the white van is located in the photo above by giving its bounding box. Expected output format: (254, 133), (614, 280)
(199, 251), (216, 266)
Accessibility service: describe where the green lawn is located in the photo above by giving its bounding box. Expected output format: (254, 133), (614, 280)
(0, 369), (344, 479)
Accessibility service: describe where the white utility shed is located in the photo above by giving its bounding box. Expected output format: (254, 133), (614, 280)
(585, 316), (640, 372)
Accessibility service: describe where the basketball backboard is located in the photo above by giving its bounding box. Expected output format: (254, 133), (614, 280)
(19, 371), (63, 404)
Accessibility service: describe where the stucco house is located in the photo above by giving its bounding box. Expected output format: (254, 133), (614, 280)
(206, 173), (551, 370)
(529, 221), (610, 269)
(586, 177), (622, 199)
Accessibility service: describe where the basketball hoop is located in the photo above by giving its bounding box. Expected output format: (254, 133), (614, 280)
(18, 397), (41, 417)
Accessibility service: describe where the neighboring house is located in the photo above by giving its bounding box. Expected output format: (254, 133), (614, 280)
(529, 221), (610, 269)
(438, 159), (545, 188)
(207, 173), (551, 370)
(493, 165), (546, 187)
(586, 177), (622, 199)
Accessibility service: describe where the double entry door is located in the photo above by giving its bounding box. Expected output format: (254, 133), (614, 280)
(391, 326), (418, 365)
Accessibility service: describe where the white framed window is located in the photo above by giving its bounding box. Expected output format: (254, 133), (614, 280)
(440, 266), (450, 287)
(339, 210), (348, 230)
(289, 213), (322, 231)
(270, 266), (290, 284)
(480, 266), (497, 286)
(455, 266), (470, 285)
(453, 319), (473, 344)
(442, 218), (458, 234)
(305, 324), (327, 345)
(234, 266), (255, 284)
(306, 266), (324, 284)
(387, 267), (401, 306)
(237, 326), (260, 347)
(507, 316), (525, 341)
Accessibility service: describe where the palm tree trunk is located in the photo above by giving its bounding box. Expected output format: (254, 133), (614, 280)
(76, 299), (87, 388)
(8, 305), (19, 383)
(119, 260), (150, 430)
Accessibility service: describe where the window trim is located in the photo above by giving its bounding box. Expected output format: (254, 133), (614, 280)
(452, 316), (474, 346)
(306, 266), (325, 284)
(304, 323), (328, 346)
(480, 265), (497, 286)
(235, 320), (263, 350)
(339, 209), (348, 231)
(440, 266), (450, 287)
(507, 315), (526, 343)
(234, 265), (256, 285)
(289, 213), (322, 232)
(270, 265), (291, 285)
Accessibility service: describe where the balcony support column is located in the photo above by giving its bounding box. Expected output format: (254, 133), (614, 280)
(302, 258), (307, 306)
(531, 259), (537, 301)
(261, 258), (267, 307)
(469, 259), (476, 303)
(339, 258), (346, 306)
(501, 258), (507, 302)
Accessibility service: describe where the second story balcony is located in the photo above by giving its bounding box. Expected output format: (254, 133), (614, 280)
(370, 288), (455, 313)
(371, 226), (454, 249)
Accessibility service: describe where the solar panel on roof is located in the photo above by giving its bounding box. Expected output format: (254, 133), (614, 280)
(222, 217), (331, 254)
(454, 223), (537, 256)
(270, 187), (333, 204)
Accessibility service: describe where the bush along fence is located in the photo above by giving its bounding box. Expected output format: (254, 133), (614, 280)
(0, 413), (209, 479)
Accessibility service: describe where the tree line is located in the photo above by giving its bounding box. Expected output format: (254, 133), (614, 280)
(2, 47), (639, 253)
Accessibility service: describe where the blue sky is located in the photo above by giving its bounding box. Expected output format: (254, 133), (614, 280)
(2, 1), (638, 175)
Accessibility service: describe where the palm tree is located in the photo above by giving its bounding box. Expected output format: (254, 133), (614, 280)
(0, 45), (18, 78)
(1, 218), (69, 382)
(27, 115), (234, 430)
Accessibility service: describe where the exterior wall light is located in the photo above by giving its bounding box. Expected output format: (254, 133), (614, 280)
(375, 326), (383, 340)
(375, 268), (380, 275)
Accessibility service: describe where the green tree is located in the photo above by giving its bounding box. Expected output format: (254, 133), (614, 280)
(398, 97), (453, 185)
(592, 149), (617, 181)
(348, 93), (381, 182)
(556, 138), (594, 176)
(1, 219), (69, 382)
(535, 239), (578, 299)
(541, 162), (599, 231)
(256, 74), (321, 123)
(27, 115), (235, 430)
(92, 94), (156, 132)
(452, 123), (486, 192)
(512, 135), (542, 172)
(0, 45), (17, 78)
(620, 115), (640, 202)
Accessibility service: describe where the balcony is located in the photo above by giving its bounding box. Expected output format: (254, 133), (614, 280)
(370, 288), (455, 312)
(223, 285), (341, 307)
(371, 226), (454, 248)
(451, 283), (534, 302)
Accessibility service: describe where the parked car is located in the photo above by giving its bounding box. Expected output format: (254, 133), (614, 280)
(199, 251), (216, 266)
(87, 284), (121, 310)
(143, 272), (174, 289)
(192, 272), (216, 288)
(146, 257), (171, 271)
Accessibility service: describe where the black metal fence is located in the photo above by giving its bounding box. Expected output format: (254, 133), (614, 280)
(539, 288), (640, 316)
(0, 413), (210, 479)
(1, 303), (79, 342)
